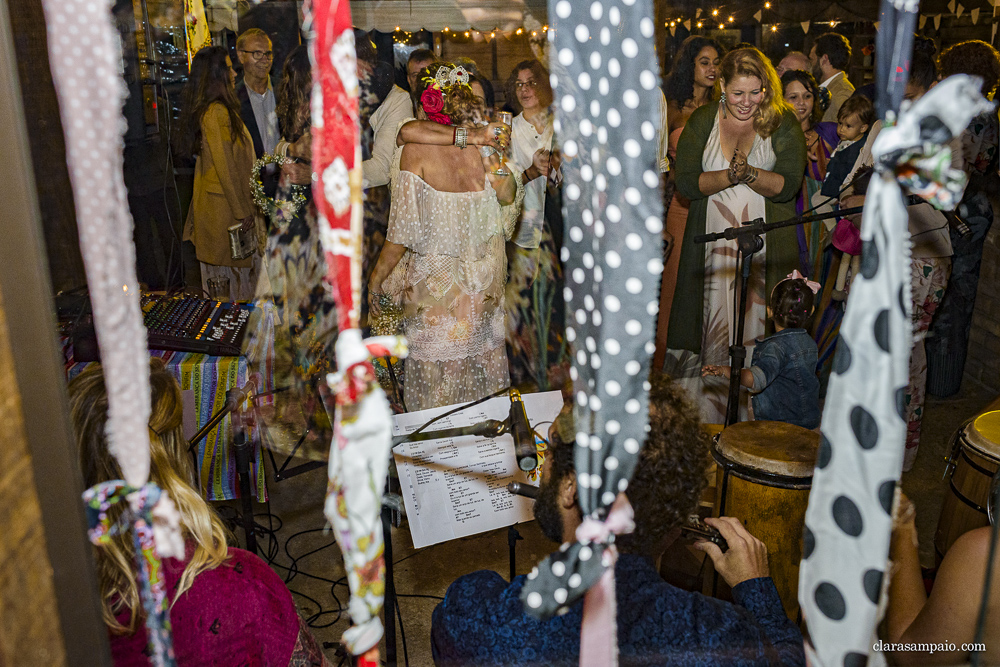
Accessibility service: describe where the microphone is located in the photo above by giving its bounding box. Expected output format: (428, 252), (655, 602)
(506, 481), (539, 499)
(509, 389), (537, 472)
(391, 419), (504, 447)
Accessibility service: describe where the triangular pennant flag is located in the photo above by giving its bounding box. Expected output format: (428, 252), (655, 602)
(993, 22), (998, 43)
(754, 9), (762, 21)
(919, 14), (928, 28)
(669, 24), (677, 36)
(972, 7), (980, 23)
(956, 3), (965, 18)
(696, 7), (703, 18)
(934, 13), (942, 28)
(948, 0), (956, 13)
(874, 21), (880, 29)
(683, 19), (692, 30)
(802, 20), (810, 32)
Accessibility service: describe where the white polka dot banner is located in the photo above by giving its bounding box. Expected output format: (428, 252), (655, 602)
(40, 0), (183, 663)
(520, 0), (663, 664)
(797, 58), (990, 667)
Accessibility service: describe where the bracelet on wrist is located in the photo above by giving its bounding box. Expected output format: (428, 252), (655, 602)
(454, 126), (468, 149)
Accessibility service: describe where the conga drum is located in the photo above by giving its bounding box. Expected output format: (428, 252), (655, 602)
(710, 421), (819, 620)
(934, 410), (1000, 562)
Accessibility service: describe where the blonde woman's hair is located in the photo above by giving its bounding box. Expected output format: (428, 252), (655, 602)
(69, 359), (230, 635)
(720, 47), (791, 138)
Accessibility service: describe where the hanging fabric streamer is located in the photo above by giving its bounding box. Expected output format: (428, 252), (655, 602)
(39, 0), (185, 664)
(308, 1), (406, 663)
(519, 1), (663, 665)
(797, 1), (992, 663)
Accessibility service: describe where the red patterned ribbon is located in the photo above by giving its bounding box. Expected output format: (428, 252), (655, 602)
(310, 0), (362, 331)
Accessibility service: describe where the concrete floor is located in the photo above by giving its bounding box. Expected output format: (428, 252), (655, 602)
(223, 374), (999, 665)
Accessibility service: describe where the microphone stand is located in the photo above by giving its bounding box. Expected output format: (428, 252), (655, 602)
(188, 376), (267, 554)
(694, 198), (926, 426)
(381, 389), (537, 664)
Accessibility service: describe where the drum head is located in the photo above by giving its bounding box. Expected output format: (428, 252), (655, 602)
(965, 411), (1000, 460)
(716, 421), (819, 479)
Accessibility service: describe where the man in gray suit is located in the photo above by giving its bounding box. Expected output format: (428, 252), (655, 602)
(810, 33), (855, 123)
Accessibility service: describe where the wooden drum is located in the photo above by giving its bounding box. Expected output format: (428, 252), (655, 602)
(934, 410), (1000, 562)
(711, 420), (819, 620)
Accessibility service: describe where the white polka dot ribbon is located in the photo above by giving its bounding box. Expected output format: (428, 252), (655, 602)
(798, 73), (991, 667)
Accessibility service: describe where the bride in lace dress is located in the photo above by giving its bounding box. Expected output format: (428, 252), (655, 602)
(368, 63), (524, 411)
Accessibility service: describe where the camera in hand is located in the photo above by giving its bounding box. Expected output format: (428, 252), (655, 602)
(680, 516), (728, 552)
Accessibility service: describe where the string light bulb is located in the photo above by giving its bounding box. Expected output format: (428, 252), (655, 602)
(443, 27), (449, 32)
(771, 25), (777, 31)
(764, 1), (771, 7)
(712, 9), (719, 16)
(516, 28), (522, 35)
(728, 15), (734, 21)
(490, 31), (496, 38)
(697, 21), (704, 28)
(531, 30), (537, 36)
(465, 31), (470, 37)
(718, 22), (725, 29)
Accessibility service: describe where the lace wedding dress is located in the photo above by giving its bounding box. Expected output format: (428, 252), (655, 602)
(382, 146), (524, 412)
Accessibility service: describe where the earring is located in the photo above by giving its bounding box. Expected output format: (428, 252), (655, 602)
(719, 91), (727, 119)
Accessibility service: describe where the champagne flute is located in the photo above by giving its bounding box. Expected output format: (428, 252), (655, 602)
(498, 111), (513, 158)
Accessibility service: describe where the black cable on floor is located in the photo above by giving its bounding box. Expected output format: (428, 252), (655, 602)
(395, 593), (409, 667)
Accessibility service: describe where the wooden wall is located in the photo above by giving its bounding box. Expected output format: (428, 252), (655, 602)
(0, 287), (66, 667)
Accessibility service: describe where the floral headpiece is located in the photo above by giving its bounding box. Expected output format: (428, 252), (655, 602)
(420, 65), (472, 126)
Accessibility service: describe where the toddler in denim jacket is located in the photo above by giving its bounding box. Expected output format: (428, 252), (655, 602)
(702, 273), (821, 429)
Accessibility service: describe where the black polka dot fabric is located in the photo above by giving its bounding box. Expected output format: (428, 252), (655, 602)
(798, 12), (993, 661)
(520, 0), (663, 622)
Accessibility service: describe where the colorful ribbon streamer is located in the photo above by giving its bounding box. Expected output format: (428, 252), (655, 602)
(85, 481), (176, 666)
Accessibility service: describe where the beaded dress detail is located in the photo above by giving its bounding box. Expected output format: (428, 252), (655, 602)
(383, 137), (524, 411)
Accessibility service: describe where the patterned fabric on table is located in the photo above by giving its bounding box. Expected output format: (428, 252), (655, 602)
(431, 554), (805, 666)
(65, 339), (271, 502)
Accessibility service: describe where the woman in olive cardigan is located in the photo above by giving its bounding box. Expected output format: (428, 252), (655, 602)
(668, 53), (806, 352)
(664, 48), (805, 420)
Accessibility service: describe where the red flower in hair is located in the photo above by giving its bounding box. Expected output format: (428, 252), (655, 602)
(421, 87), (444, 114)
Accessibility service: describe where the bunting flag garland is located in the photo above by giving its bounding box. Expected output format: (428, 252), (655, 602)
(972, 7), (980, 23)
(683, 19), (692, 30)
(39, 0), (185, 663)
(919, 14), (928, 28)
(802, 20), (811, 32)
(519, 0), (663, 664)
(797, 0), (993, 662)
(934, 14), (942, 29)
(948, 0), (956, 13)
(309, 1), (405, 663)
(754, 10), (763, 22)
(956, 3), (965, 18)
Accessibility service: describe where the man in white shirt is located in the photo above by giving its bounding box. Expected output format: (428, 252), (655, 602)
(363, 48), (437, 189)
(810, 33), (855, 123)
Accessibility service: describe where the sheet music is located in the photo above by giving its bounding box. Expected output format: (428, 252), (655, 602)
(392, 391), (564, 549)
